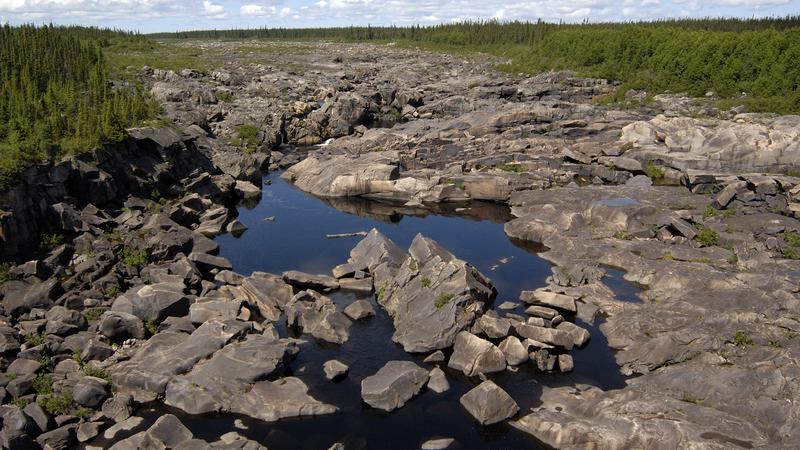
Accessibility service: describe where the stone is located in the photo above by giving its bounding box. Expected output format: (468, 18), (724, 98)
(23, 402), (53, 434)
(323, 360), (349, 381)
(447, 331), (506, 377)
(103, 416), (144, 440)
(7, 358), (42, 376)
(343, 299), (376, 320)
(189, 299), (243, 324)
(525, 305), (559, 320)
(285, 291), (352, 344)
(145, 414), (193, 448)
(282, 270), (340, 292)
(459, 380), (519, 425)
(73, 377), (108, 408)
(101, 394), (133, 423)
(516, 324), (574, 350)
(339, 277), (373, 293)
(98, 311), (146, 341)
(188, 252), (233, 272)
(423, 350), (445, 363)
(427, 367), (450, 394)
(475, 313), (511, 339)
(519, 290), (577, 312)
(531, 349), (557, 372)
(6, 279), (63, 317)
(498, 336), (529, 366)
(77, 422), (101, 442)
(331, 262), (367, 279)
(558, 354), (574, 373)
(361, 361), (429, 412)
(556, 321), (591, 348)
(111, 283), (189, 322)
(421, 438), (455, 449)
(36, 425), (76, 450)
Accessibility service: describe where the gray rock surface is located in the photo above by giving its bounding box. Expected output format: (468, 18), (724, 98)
(460, 380), (519, 425)
(361, 361), (429, 412)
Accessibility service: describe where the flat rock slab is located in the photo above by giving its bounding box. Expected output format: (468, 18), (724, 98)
(361, 360), (428, 412)
(520, 290), (577, 313)
(460, 380), (519, 425)
(282, 270), (340, 292)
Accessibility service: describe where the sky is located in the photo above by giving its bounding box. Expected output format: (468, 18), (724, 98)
(0, 0), (797, 33)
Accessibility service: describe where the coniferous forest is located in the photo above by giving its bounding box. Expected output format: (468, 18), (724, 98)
(0, 25), (160, 189)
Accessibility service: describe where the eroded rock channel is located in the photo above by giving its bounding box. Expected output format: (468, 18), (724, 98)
(1, 41), (799, 449)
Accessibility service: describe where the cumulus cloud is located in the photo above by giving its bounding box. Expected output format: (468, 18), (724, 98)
(0, 0), (797, 31)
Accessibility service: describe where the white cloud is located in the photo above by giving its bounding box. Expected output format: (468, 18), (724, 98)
(203, 0), (226, 18)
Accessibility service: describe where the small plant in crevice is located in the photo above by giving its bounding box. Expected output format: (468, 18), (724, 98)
(681, 392), (704, 405)
(145, 319), (159, 336)
(121, 246), (149, 268)
(694, 226), (719, 247)
(645, 161), (665, 180)
(40, 233), (64, 251)
(25, 333), (46, 347)
(420, 277), (431, 288)
(435, 293), (455, 309)
(83, 307), (106, 322)
(733, 330), (753, 347)
(614, 230), (633, 240)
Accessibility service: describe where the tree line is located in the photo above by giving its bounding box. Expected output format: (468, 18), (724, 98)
(151, 17), (800, 114)
(0, 24), (160, 190)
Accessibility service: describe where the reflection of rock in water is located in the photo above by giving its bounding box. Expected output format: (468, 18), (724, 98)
(319, 195), (514, 225)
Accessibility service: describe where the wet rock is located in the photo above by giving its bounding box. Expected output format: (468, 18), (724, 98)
(519, 290), (577, 313)
(282, 270), (340, 292)
(421, 437), (455, 449)
(447, 331), (506, 377)
(285, 290), (352, 344)
(361, 361), (429, 412)
(460, 380), (519, 425)
(427, 367), (450, 394)
(343, 299), (376, 320)
(515, 324), (574, 350)
(323, 360), (349, 381)
(350, 231), (495, 353)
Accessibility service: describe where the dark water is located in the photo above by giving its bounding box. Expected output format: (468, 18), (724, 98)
(159, 171), (630, 449)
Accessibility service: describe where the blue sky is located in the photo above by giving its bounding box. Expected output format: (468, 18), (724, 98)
(0, 0), (797, 33)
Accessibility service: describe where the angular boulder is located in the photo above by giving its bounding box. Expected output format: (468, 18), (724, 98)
(361, 361), (428, 412)
(460, 380), (519, 425)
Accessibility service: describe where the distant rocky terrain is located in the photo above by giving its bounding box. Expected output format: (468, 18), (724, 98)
(1, 41), (799, 449)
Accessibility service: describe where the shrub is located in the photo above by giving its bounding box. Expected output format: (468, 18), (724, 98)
(40, 233), (64, 251)
(0, 263), (14, 283)
(121, 247), (149, 267)
(83, 307), (106, 321)
(145, 320), (159, 336)
(645, 162), (665, 180)
(420, 277), (431, 288)
(33, 374), (54, 395)
(780, 231), (800, 247)
(217, 91), (234, 103)
(82, 365), (111, 383)
(733, 330), (753, 347)
(230, 124), (261, 153)
(435, 293), (455, 309)
(694, 226), (719, 247)
(614, 230), (632, 240)
(39, 392), (74, 415)
(25, 334), (46, 347)
(498, 163), (525, 173)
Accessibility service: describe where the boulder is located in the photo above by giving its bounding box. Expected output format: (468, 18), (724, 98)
(285, 291), (352, 344)
(98, 311), (146, 341)
(361, 361), (429, 412)
(447, 331), (506, 376)
(282, 270), (340, 292)
(459, 380), (519, 425)
(111, 283), (189, 322)
(343, 299), (376, 320)
(519, 290), (577, 313)
(498, 336), (529, 366)
(323, 360), (349, 381)
(427, 367), (450, 394)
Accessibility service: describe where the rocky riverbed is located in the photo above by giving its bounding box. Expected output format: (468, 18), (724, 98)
(1, 40), (800, 449)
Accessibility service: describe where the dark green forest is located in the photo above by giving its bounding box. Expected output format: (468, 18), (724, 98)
(0, 25), (160, 189)
(153, 17), (800, 114)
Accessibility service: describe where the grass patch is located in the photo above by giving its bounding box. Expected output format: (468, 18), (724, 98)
(40, 233), (64, 251)
(217, 91), (234, 103)
(121, 247), (149, 268)
(645, 162), (665, 180)
(498, 163), (525, 173)
(734, 330), (753, 347)
(82, 365), (111, 383)
(434, 293), (455, 309)
(780, 230), (800, 247)
(33, 374), (54, 395)
(38, 391), (75, 415)
(783, 247), (800, 260)
(614, 230), (633, 240)
(83, 307), (106, 322)
(376, 285), (387, 302)
(681, 392), (704, 405)
(0, 263), (14, 283)
(230, 124), (261, 153)
(694, 226), (719, 247)
(25, 334), (46, 347)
